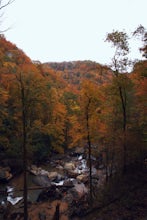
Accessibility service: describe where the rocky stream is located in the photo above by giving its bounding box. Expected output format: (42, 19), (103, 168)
(0, 148), (107, 219)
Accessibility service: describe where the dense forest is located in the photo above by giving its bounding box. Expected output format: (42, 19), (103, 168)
(0, 34), (146, 167)
(0, 1), (146, 218)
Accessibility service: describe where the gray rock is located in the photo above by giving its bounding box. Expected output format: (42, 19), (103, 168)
(73, 183), (88, 198)
(33, 175), (51, 187)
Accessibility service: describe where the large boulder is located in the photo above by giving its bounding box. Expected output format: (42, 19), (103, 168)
(76, 174), (88, 183)
(64, 162), (75, 170)
(29, 166), (61, 181)
(66, 169), (79, 178)
(73, 183), (88, 198)
(32, 175), (51, 187)
(47, 171), (60, 181)
(30, 165), (64, 186)
(29, 165), (47, 176)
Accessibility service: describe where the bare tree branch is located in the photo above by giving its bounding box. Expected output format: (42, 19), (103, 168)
(0, 0), (14, 10)
(0, 0), (14, 33)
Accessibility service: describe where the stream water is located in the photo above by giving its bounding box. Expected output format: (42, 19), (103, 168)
(0, 173), (41, 205)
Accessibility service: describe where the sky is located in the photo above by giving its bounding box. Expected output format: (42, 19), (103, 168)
(2, 0), (147, 65)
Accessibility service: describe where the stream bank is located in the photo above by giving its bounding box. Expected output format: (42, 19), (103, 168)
(0, 149), (105, 219)
(0, 149), (146, 219)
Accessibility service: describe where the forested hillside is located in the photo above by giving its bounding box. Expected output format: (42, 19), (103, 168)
(43, 61), (112, 86)
(0, 34), (146, 170)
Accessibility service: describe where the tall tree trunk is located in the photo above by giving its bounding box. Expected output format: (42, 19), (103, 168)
(86, 99), (93, 203)
(20, 73), (28, 220)
(118, 85), (127, 173)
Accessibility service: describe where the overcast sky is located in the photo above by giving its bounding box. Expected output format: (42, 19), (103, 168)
(2, 0), (147, 65)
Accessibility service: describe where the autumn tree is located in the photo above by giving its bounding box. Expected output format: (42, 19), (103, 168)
(130, 60), (147, 166)
(17, 72), (28, 220)
(61, 90), (81, 150)
(105, 30), (131, 173)
(133, 25), (147, 59)
(17, 70), (45, 220)
(80, 79), (102, 202)
(7, 63), (46, 220)
(43, 86), (67, 154)
(0, 0), (14, 157)
(0, 86), (9, 157)
(102, 74), (134, 176)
